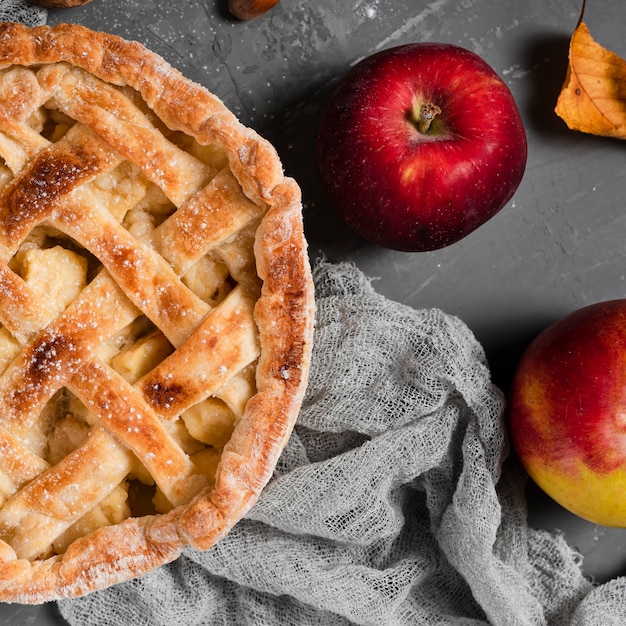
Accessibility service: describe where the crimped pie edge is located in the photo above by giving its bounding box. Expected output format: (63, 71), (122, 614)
(0, 22), (314, 603)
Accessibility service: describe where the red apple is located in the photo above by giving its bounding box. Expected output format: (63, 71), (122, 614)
(228, 0), (279, 19)
(508, 300), (626, 526)
(317, 43), (527, 252)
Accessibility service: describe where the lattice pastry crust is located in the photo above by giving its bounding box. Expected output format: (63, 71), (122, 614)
(0, 22), (314, 603)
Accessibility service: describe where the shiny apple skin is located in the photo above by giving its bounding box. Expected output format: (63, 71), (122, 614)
(317, 43), (527, 252)
(509, 300), (626, 526)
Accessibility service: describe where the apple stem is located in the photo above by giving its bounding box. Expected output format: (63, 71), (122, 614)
(416, 103), (441, 133)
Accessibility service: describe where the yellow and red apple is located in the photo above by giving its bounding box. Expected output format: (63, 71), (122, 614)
(508, 300), (626, 526)
(317, 43), (527, 252)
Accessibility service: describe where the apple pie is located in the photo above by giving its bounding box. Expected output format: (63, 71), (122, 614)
(0, 22), (314, 603)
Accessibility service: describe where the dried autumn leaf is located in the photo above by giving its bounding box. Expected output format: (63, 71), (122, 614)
(555, 21), (626, 138)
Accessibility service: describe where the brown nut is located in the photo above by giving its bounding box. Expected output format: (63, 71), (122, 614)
(228, 0), (280, 20)
(34, 0), (93, 7)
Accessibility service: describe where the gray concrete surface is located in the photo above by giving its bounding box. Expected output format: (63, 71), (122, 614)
(3, 0), (626, 622)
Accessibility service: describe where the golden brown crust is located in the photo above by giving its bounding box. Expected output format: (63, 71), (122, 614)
(0, 22), (314, 603)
